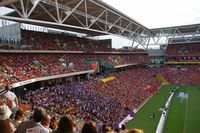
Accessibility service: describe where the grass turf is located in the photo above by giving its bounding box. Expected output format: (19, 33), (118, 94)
(126, 84), (176, 133)
(126, 85), (200, 133)
(164, 85), (200, 133)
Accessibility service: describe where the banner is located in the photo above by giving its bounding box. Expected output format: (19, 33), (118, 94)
(165, 62), (200, 65)
(101, 76), (116, 83)
(91, 61), (99, 73)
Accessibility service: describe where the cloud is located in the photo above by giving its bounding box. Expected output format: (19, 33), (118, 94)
(102, 0), (200, 28)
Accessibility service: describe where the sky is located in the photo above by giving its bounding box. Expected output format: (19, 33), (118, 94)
(1, 0), (200, 48)
(102, 0), (200, 29)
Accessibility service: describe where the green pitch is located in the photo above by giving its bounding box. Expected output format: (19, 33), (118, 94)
(126, 85), (200, 133)
(164, 85), (200, 133)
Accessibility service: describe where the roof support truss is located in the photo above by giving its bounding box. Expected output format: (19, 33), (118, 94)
(39, 3), (58, 23)
(10, 3), (24, 18)
(107, 17), (121, 32)
(61, 0), (84, 24)
(88, 10), (106, 28)
(146, 25), (200, 49)
(20, 0), (26, 17)
(27, 0), (40, 18)
(0, 0), (149, 48)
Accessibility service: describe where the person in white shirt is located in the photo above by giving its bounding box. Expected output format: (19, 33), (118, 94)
(3, 86), (18, 111)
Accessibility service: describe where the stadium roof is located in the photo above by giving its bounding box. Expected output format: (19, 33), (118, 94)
(0, 0), (149, 38)
(149, 24), (200, 45)
(150, 24), (200, 36)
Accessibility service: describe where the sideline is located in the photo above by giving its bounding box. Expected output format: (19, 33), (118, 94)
(155, 86), (178, 133)
(118, 85), (162, 128)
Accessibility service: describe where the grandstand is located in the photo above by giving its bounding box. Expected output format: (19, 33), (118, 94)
(0, 0), (200, 133)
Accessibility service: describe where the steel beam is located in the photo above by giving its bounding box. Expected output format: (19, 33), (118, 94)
(107, 17), (121, 32)
(88, 10), (106, 28)
(25, 0), (30, 15)
(84, 0), (88, 27)
(61, 0), (84, 24)
(39, 3), (58, 23)
(55, 0), (61, 23)
(120, 23), (131, 35)
(188, 26), (200, 42)
(71, 13), (86, 28)
(89, 0), (147, 31)
(11, 4), (24, 18)
(20, 0), (26, 18)
(27, 0), (40, 18)
(40, 0), (147, 38)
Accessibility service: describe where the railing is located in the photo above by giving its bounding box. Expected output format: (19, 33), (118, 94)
(11, 70), (94, 88)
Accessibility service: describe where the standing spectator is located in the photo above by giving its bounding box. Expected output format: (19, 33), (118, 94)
(4, 86), (18, 111)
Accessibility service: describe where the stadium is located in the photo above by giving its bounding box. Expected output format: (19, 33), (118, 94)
(0, 0), (200, 133)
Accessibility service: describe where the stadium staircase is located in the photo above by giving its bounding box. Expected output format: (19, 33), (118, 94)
(32, 60), (44, 68)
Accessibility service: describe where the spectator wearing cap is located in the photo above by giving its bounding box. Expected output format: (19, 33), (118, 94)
(15, 107), (49, 133)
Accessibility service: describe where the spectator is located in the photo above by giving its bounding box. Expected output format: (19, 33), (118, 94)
(41, 113), (52, 133)
(12, 108), (24, 128)
(4, 86), (18, 111)
(81, 121), (98, 133)
(0, 103), (15, 133)
(50, 115), (58, 131)
(120, 125), (128, 133)
(52, 116), (73, 133)
(15, 107), (49, 133)
(127, 129), (144, 133)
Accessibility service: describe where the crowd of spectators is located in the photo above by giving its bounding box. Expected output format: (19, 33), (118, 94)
(166, 43), (200, 55)
(0, 30), (150, 54)
(1, 53), (199, 87)
(21, 30), (112, 52)
(165, 43), (200, 61)
(0, 53), (149, 86)
(0, 67), (154, 133)
(83, 67), (160, 109)
(159, 65), (200, 85)
(23, 67), (160, 127)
